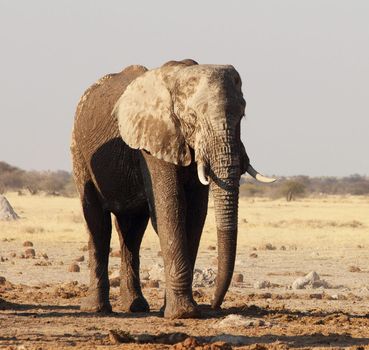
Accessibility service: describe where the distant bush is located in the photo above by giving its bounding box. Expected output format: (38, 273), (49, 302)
(1, 160), (368, 198)
(0, 161), (77, 196)
(240, 173), (369, 199)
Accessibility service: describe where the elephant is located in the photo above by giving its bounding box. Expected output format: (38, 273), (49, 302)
(71, 59), (275, 319)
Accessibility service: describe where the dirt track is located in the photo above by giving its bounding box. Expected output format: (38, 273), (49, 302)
(1, 194), (369, 349)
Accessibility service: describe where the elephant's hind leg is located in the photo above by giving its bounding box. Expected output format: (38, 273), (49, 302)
(80, 181), (113, 313)
(114, 207), (150, 312)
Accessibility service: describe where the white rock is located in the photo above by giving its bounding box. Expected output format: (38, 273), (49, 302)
(292, 271), (330, 290)
(148, 263), (164, 281)
(292, 276), (309, 290)
(193, 268), (217, 287)
(254, 280), (271, 289)
(217, 314), (270, 328)
(0, 195), (19, 221)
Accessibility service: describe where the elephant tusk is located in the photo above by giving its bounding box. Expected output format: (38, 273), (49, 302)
(197, 163), (210, 186)
(246, 164), (276, 183)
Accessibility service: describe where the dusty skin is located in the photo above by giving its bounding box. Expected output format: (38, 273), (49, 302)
(1, 193), (369, 349)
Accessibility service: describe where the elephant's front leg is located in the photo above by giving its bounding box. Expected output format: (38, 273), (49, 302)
(141, 152), (198, 319)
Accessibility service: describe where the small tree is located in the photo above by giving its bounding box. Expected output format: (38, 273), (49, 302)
(280, 181), (306, 201)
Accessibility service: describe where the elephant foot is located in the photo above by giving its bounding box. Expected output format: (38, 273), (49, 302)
(120, 294), (150, 313)
(80, 293), (112, 314)
(164, 295), (199, 319)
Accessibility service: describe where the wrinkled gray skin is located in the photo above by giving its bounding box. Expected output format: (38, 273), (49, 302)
(71, 59), (249, 319)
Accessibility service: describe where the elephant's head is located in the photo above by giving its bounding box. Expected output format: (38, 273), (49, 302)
(113, 59), (275, 308)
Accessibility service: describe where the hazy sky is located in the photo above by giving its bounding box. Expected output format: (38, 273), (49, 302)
(1, 1), (368, 176)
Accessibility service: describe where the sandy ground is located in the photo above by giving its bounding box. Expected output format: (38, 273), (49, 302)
(1, 193), (369, 349)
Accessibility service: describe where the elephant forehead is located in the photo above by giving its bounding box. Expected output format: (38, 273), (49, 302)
(177, 65), (240, 98)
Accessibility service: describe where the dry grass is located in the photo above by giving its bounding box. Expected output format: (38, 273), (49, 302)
(0, 193), (368, 252)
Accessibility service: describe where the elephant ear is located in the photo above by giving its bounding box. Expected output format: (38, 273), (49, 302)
(113, 68), (192, 166)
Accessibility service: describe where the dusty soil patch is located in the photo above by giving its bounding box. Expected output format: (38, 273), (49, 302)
(1, 194), (369, 349)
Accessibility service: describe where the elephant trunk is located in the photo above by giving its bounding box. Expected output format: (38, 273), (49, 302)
(208, 144), (240, 308)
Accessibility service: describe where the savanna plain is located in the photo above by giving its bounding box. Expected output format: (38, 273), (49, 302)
(1, 193), (369, 349)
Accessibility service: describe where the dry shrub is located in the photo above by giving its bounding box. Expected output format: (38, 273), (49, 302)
(265, 219), (365, 229)
(69, 213), (84, 224)
(23, 226), (45, 234)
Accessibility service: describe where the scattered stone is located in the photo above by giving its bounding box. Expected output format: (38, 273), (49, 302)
(146, 280), (159, 288)
(280, 245), (286, 251)
(0, 276), (6, 285)
(23, 241), (34, 247)
(148, 263), (164, 281)
(68, 263), (80, 272)
(141, 271), (150, 280)
(20, 253), (25, 259)
(171, 337), (199, 349)
(75, 255), (85, 262)
(110, 250), (121, 258)
(259, 243), (276, 251)
(309, 293), (323, 299)
(157, 251), (163, 257)
(41, 253), (49, 259)
(327, 293), (346, 300)
(0, 195), (19, 220)
(217, 314), (270, 328)
(0, 257), (5, 262)
(292, 271), (330, 290)
(24, 248), (36, 258)
(254, 280), (271, 289)
(34, 261), (52, 266)
(249, 253), (258, 258)
(193, 268), (217, 287)
(10, 252), (16, 258)
(233, 273), (244, 283)
(260, 292), (272, 299)
(207, 245), (216, 251)
(80, 245), (88, 252)
(110, 277), (120, 288)
(349, 265), (361, 272)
